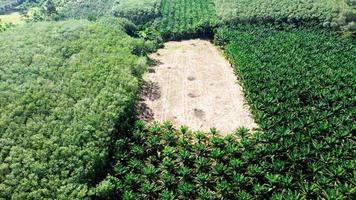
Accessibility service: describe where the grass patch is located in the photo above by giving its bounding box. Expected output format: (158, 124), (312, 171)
(0, 11), (23, 24)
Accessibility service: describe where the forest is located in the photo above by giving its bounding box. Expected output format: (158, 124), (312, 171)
(0, 0), (355, 199)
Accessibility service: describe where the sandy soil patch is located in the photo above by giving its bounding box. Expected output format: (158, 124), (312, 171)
(138, 39), (257, 134)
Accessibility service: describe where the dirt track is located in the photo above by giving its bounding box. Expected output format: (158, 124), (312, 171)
(138, 39), (257, 134)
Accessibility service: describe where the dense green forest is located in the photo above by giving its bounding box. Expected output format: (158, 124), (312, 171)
(214, 0), (355, 31)
(0, 0), (355, 199)
(0, 18), (154, 199)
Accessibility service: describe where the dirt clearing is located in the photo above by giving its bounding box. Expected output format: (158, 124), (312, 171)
(138, 39), (257, 134)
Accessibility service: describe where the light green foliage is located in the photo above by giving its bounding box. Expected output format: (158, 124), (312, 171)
(0, 20), (13, 31)
(59, 0), (117, 20)
(24, 0), (70, 21)
(23, 0), (115, 21)
(96, 122), (257, 199)
(113, 0), (161, 24)
(0, 18), (152, 199)
(160, 0), (218, 39)
(214, 0), (355, 30)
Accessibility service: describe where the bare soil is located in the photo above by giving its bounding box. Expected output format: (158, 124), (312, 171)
(138, 39), (258, 135)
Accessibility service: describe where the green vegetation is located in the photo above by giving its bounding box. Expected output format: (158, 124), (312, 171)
(160, 0), (218, 39)
(59, 0), (116, 20)
(214, 0), (355, 31)
(113, 0), (161, 24)
(25, 0), (161, 23)
(216, 25), (355, 198)
(96, 122), (263, 199)
(0, 20), (13, 31)
(93, 25), (355, 199)
(1, 0), (355, 199)
(24, 0), (72, 21)
(0, 18), (154, 199)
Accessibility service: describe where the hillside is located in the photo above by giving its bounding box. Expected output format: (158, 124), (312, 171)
(0, 0), (24, 14)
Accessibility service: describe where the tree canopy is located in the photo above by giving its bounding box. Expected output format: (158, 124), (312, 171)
(0, 18), (152, 199)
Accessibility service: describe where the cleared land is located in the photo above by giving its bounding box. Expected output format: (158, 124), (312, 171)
(139, 39), (257, 134)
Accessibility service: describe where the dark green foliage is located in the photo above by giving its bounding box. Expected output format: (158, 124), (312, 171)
(216, 25), (356, 198)
(59, 0), (116, 20)
(96, 122), (258, 199)
(160, 0), (218, 40)
(0, 18), (153, 199)
(23, 0), (117, 21)
(0, 0), (24, 14)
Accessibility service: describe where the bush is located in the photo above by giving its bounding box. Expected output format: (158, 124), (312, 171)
(0, 20), (13, 31)
(0, 18), (151, 199)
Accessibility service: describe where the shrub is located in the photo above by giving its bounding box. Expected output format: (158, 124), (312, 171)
(0, 20), (13, 31)
(95, 122), (259, 199)
(59, 0), (116, 20)
(23, 0), (117, 21)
